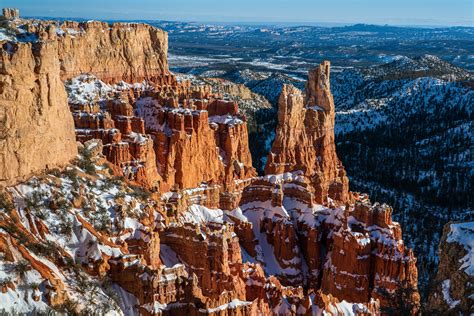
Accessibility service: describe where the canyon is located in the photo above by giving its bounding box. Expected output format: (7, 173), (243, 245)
(0, 8), (435, 315)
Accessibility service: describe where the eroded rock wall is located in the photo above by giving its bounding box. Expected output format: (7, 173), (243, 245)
(56, 21), (169, 83)
(0, 41), (77, 186)
(0, 13), (170, 186)
(0, 11), (422, 315)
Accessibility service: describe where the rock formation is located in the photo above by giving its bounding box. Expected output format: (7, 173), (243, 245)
(0, 9), (168, 186)
(238, 62), (420, 313)
(55, 21), (169, 83)
(2, 8), (19, 20)
(427, 222), (473, 315)
(0, 37), (77, 186)
(265, 62), (349, 204)
(137, 94), (255, 193)
(0, 9), (422, 315)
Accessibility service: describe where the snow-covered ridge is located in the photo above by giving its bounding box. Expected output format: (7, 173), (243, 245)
(335, 77), (474, 135)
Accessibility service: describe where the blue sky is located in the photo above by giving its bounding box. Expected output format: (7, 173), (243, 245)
(4, 0), (473, 26)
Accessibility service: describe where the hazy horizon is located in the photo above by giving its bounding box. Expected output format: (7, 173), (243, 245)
(3, 0), (473, 27)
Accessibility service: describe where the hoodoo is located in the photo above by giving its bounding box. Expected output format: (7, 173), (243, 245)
(265, 61), (349, 204)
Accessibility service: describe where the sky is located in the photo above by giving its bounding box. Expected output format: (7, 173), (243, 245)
(2, 0), (473, 26)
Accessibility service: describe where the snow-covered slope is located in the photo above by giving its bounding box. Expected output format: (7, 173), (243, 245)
(0, 143), (156, 314)
(331, 60), (473, 298)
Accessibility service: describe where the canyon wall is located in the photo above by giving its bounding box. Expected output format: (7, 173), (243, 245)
(19, 19), (169, 83)
(0, 40), (77, 186)
(55, 21), (169, 83)
(0, 10), (170, 186)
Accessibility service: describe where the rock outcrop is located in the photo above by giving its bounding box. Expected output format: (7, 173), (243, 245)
(0, 39), (77, 186)
(2, 8), (19, 20)
(427, 222), (473, 315)
(265, 62), (349, 204)
(66, 72), (256, 199)
(137, 94), (255, 193)
(238, 62), (420, 313)
(55, 21), (169, 83)
(0, 9), (170, 186)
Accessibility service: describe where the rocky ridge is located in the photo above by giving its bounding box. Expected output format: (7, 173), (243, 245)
(0, 9), (420, 315)
(427, 222), (473, 315)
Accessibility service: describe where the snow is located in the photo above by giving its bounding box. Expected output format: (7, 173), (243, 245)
(239, 200), (303, 280)
(0, 260), (50, 313)
(447, 222), (474, 276)
(65, 74), (150, 106)
(225, 207), (249, 223)
(111, 284), (140, 316)
(0, 29), (15, 42)
(307, 105), (325, 111)
(208, 115), (244, 126)
(262, 171), (305, 185)
(441, 279), (460, 309)
(199, 299), (252, 313)
(378, 54), (411, 64)
(126, 132), (149, 144)
(335, 77), (474, 135)
(159, 244), (181, 267)
(180, 204), (224, 225)
(1, 162), (158, 313)
(66, 74), (113, 105)
(244, 58), (288, 71)
(273, 297), (294, 315)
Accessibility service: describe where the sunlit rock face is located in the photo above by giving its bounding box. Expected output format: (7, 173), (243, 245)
(265, 62), (350, 204)
(0, 38), (78, 186)
(236, 62), (420, 313)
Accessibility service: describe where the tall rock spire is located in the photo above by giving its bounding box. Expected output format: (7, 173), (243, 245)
(264, 61), (349, 204)
(306, 60), (333, 112)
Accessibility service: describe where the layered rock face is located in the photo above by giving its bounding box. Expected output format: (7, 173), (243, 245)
(16, 19), (169, 83)
(265, 62), (349, 204)
(0, 37), (77, 186)
(66, 72), (256, 205)
(137, 89), (255, 194)
(55, 21), (169, 83)
(67, 75), (162, 189)
(427, 222), (473, 315)
(0, 9), (168, 186)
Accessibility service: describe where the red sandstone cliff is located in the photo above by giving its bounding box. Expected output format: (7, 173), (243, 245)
(19, 19), (169, 84)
